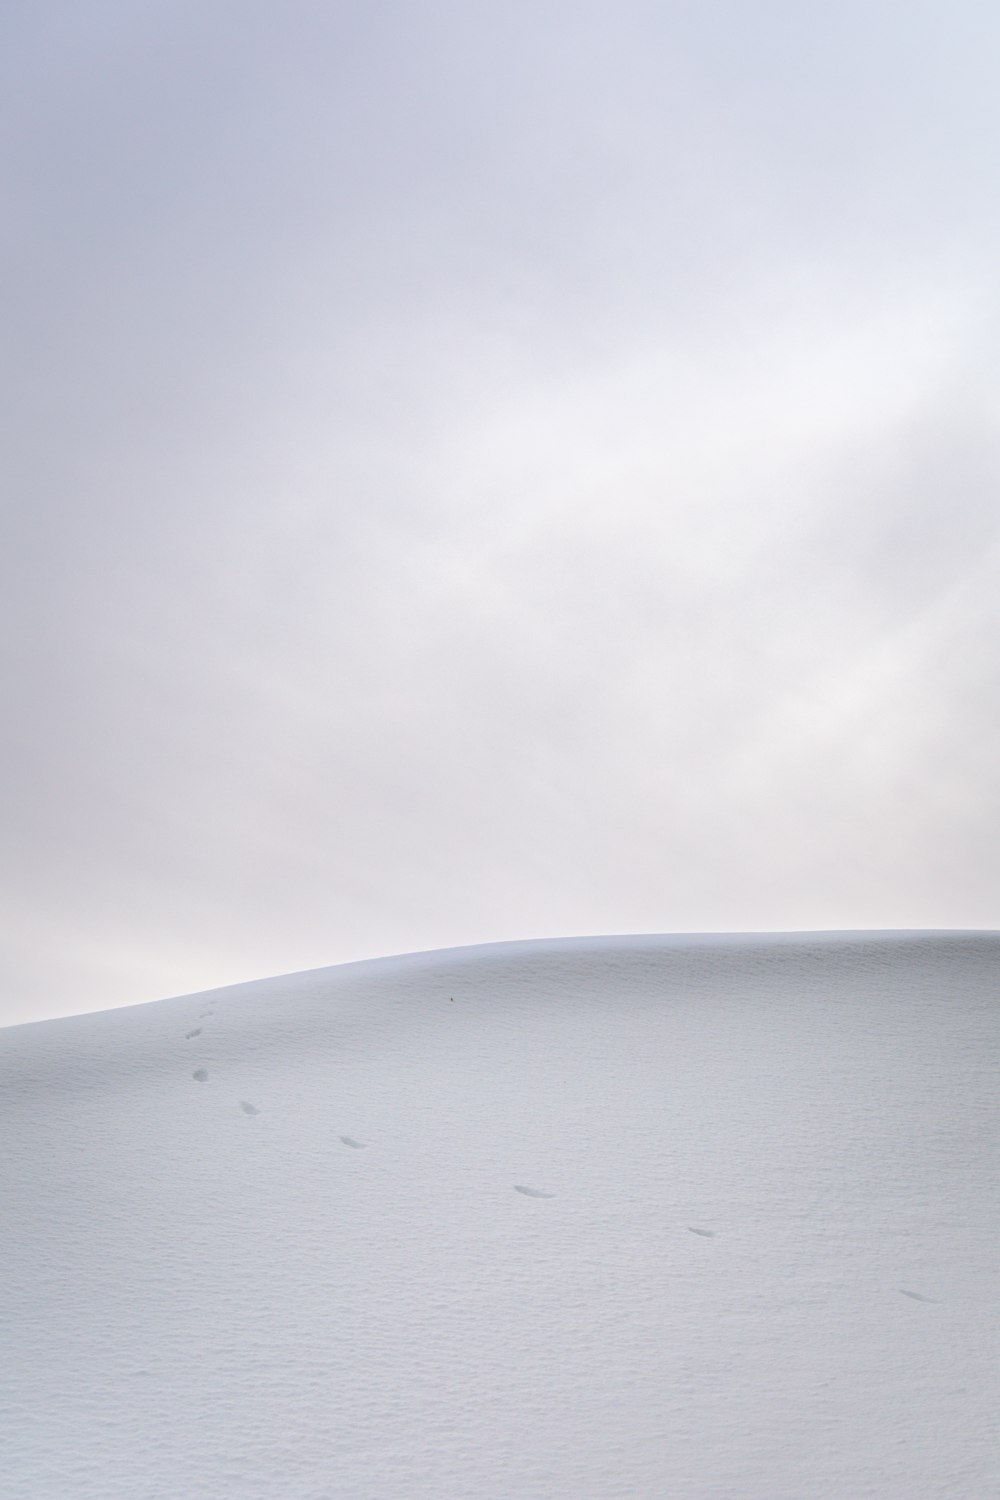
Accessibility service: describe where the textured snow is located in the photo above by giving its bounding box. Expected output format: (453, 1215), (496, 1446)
(2, 932), (997, 1498)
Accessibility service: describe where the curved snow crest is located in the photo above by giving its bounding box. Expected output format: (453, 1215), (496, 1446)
(160, 925), (1000, 1016)
(6, 929), (993, 1033)
(2, 931), (998, 1498)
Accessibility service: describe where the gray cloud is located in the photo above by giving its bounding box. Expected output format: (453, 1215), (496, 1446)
(2, 2), (998, 1022)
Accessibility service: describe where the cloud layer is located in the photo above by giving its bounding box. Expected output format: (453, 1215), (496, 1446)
(2, 2), (998, 1021)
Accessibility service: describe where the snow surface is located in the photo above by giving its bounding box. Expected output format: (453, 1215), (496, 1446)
(2, 932), (997, 1499)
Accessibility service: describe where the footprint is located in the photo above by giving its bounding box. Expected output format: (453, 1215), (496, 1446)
(185, 1028), (202, 1040)
(514, 1184), (555, 1199)
(339, 1136), (366, 1149)
(239, 1101), (259, 1116)
(899, 1288), (938, 1303)
(688, 1226), (716, 1238)
(192, 1069), (209, 1083)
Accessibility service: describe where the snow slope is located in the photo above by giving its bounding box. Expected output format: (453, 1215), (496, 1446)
(2, 932), (997, 1499)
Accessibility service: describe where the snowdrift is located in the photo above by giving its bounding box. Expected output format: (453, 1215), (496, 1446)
(2, 932), (997, 1498)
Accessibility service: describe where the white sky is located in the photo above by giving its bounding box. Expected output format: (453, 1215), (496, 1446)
(2, 1), (998, 1023)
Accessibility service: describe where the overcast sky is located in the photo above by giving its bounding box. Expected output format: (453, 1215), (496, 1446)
(2, 1), (998, 1023)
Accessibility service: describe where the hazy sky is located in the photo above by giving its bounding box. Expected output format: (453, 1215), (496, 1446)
(2, 1), (998, 1023)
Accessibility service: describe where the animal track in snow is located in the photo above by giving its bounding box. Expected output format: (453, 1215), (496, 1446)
(899, 1288), (938, 1303)
(185, 1028), (202, 1040)
(339, 1136), (366, 1149)
(239, 1101), (259, 1116)
(514, 1184), (554, 1198)
(688, 1226), (716, 1238)
(192, 1069), (209, 1083)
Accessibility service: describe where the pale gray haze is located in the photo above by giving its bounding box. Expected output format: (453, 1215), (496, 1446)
(2, 2), (998, 1023)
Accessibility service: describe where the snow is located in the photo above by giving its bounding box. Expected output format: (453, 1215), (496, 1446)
(2, 931), (997, 1499)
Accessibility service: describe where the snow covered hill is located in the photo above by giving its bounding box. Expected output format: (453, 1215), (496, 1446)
(2, 932), (997, 1499)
